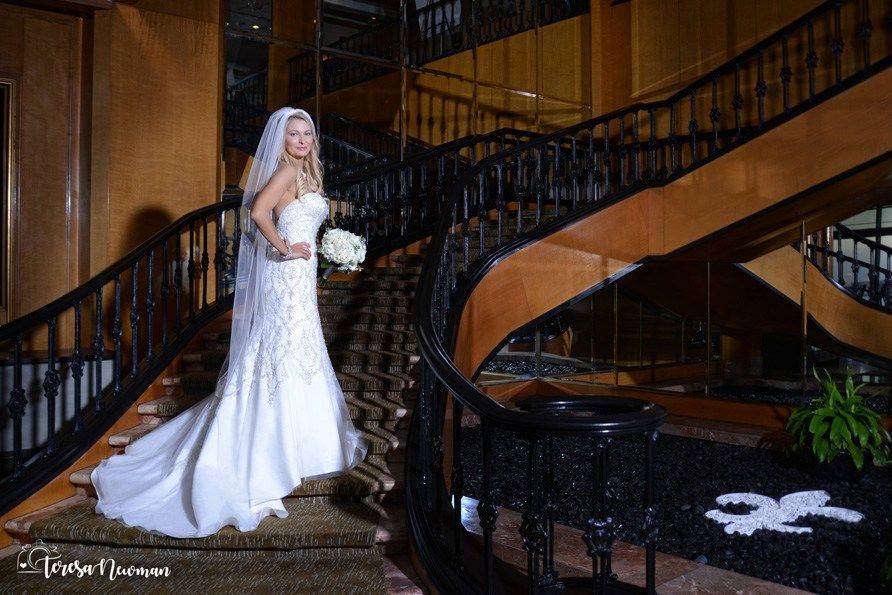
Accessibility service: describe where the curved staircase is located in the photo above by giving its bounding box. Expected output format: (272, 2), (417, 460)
(1, 256), (424, 592)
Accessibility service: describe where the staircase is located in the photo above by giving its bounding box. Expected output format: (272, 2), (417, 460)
(1, 255), (425, 592)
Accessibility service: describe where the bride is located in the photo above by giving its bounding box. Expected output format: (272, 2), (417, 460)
(89, 107), (370, 538)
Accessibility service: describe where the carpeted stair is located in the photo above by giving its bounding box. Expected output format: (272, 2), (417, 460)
(1, 254), (423, 593)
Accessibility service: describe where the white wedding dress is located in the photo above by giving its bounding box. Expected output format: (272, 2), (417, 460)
(90, 191), (369, 538)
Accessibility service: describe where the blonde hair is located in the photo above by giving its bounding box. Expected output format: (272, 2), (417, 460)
(278, 112), (324, 199)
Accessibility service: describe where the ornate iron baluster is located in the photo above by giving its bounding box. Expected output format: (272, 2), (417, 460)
(732, 62), (744, 139)
(43, 317), (61, 454)
(617, 114), (628, 188)
(519, 434), (547, 587)
(668, 105), (678, 173)
(93, 288), (104, 413)
(188, 220), (196, 319)
(755, 50), (767, 126)
(146, 249), (155, 360)
(806, 20), (818, 98)
(601, 120), (613, 195)
(477, 172), (486, 261)
(451, 399), (464, 564)
(832, 1), (845, 84)
(859, 0), (873, 67)
(201, 217), (210, 308)
(535, 145), (544, 225)
(72, 302), (84, 433)
(8, 333), (26, 477)
(130, 260), (139, 376)
(477, 421), (499, 594)
(644, 430), (659, 594)
(709, 76), (720, 154)
(780, 35), (793, 111)
(161, 240), (170, 347)
(688, 91), (699, 164)
(173, 234), (183, 332)
(112, 275), (123, 398)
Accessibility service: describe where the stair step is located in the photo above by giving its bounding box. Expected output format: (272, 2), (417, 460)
(108, 422), (157, 447)
(0, 543), (387, 592)
(161, 369), (415, 397)
(323, 278), (417, 291)
(143, 390), (408, 422)
(108, 419), (400, 455)
(71, 455), (398, 500)
(203, 326), (416, 341)
(317, 295), (414, 307)
(182, 345), (421, 370)
(25, 496), (381, 550)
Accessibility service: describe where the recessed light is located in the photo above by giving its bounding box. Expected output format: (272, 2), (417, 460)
(251, 24), (260, 30)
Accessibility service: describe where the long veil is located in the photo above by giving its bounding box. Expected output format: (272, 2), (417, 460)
(213, 106), (316, 402)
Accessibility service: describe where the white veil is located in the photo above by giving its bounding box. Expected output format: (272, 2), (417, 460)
(214, 106), (316, 402)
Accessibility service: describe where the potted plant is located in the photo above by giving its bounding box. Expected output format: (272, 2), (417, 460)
(786, 368), (890, 480)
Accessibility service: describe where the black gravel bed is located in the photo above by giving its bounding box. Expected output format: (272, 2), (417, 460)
(711, 384), (892, 414)
(459, 427), (892, 594)
(482, 356), (594, 377)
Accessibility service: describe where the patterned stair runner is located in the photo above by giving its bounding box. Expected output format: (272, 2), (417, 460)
(1, 256), (425, 593)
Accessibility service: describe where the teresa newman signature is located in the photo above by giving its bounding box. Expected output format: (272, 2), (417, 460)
(16, 540), (171, 580)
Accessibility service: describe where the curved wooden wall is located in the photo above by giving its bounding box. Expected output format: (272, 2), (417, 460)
(454, 66), (892, 378)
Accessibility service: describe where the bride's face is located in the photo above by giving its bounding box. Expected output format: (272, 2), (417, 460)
(284, 118), (313, 160)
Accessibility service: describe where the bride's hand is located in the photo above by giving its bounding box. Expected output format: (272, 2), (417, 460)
(285, 242), (312, 260)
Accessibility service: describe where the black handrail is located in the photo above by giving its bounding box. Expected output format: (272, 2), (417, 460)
(410, 0), (892, 591)
(287, 0), (589, 102)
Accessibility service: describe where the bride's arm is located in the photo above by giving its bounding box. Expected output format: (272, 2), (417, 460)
(250, 165), (299, 257)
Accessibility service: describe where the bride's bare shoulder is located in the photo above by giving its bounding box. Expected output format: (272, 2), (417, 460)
(270, 162), (299, 183)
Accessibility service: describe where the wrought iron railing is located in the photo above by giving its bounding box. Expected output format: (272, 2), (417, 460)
(327, 127), (541, 254)
(409, 0), (892, 591)
(288, 0), (589, 102)
(806, 221), (892, 310)
(0, 198), (243, 512)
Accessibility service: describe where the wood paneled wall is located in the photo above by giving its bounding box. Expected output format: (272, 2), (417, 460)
(0, 4), (85, 323)
(627, 0), (824, 101)
(89, 0), (223, 276)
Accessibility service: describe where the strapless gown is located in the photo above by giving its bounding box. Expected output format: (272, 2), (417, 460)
(90, 192), (369, 538)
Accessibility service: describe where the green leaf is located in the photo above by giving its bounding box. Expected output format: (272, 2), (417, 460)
(848, 417), (870, 447)
(809, 415), (829, 436)
(847, 442), (864, 470)
(830, 417), (851, 446)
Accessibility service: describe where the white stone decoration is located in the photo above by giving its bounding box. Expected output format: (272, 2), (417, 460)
(704, 490), (863, 536)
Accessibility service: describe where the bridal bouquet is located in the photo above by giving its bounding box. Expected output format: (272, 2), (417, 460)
(318, 228), (366, 282)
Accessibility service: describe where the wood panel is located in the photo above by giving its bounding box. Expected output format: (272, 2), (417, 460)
(454, 66), (892, 378)
(89, 0), (222, 274)
(0, 4), (84, 321)
(630, 0), (824, 100)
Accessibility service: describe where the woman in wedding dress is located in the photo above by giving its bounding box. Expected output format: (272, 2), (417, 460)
(90, 107), (369, 538)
